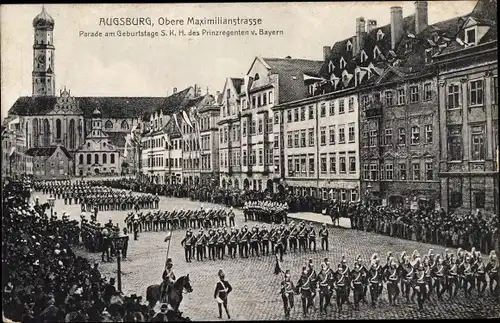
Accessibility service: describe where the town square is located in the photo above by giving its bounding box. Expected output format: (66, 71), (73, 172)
(2, 1), (499, 322)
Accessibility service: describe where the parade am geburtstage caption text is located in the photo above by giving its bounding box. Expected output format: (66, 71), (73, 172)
(78, 16), (284, 38)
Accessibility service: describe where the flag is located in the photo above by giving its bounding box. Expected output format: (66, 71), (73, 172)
(163, 132), (172, 148)
(244, 75), (251, 109)
(182, 110), (194, 129)
(164, 231), (172, 242)
(274, 254), (284, 275)
(9, 146), (16, 157)
(173, 113), (183, 134)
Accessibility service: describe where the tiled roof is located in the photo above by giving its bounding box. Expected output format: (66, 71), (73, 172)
(470, 0), (497, 22)
(157, 87), (194, 115)
(230, 78), (244, 95)
(9, 96), (166, 119)
(106, 132), (127, 148)
(262, 58), (324, 104)
(25, 146), (72, 159)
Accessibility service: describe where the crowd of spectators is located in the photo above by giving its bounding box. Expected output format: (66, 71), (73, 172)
(2, 178), (190, 322)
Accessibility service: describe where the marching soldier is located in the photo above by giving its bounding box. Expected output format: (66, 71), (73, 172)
(316, 263), (331, 315)
(216, 228), (227, 260)
(260, 225), (270, 256)
(474, 254), (487, 296)
(275, 227), (285, 262)
(298, 222), (307, 252)
(296, 266), (313, 317)
(368, 253), (382, 307)
(415, 261), (427, 310)
(350, 262), (364, 310)
(486, 251), (498, 295)
(280, 270), (295, 318)
(333, 263), (347, 313)
(385, 258), (400, 305)
(208, 229), (217, 261)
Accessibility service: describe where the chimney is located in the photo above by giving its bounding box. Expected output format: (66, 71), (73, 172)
(323, 46), (331, 61)
(390, 6), (404, 50)
(352, 35), (358, 56)
(367, 19), (377, 33)
(415, 1), (428, 34)
(356, 17), (366, 53)
(173, 87), (177, 94)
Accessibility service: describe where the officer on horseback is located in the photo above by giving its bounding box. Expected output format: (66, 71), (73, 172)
(161, 258), (176, 305)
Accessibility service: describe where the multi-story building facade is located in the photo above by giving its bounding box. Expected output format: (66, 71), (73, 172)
(1, 122), (32, 178)
(233, 57), (323, 192)
(434, 0), (498, 212)
(26, 145), (72, 179)
(276, 89), (360, 201)
(141, 87), (194, 183)
(219, 78), (243, 188)
(349, 2), (462, 208)
(199, 92), (222, 186)
(181, 94), (215, 186)
(165, 122), (183, 185)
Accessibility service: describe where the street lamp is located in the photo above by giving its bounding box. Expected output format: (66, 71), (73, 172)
(48, 195), (55, 217)
(111, 234), (129, 292)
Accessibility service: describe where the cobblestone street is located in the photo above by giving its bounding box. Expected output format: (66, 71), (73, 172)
(40, 193), (500, 320)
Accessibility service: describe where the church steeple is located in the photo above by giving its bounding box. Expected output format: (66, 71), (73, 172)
(32, 5), (55, 96)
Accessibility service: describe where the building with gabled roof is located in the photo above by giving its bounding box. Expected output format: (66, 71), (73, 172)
(25, 145), (72, 180)
(434, 0), (498, 213)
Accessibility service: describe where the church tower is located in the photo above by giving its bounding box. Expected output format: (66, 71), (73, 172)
(32, 6), (55, 96)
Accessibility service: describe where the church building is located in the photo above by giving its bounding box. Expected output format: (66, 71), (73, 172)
(6, 7), (167, 177)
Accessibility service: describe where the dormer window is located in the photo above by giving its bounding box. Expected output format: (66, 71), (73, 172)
(465, 27), (476, 45)
(254, 73), (260, 81)
(346, 40), (353, 51)
(360, 50), (368, 63)
(433, 34), (440, 43)
(340, 57), (347, 69)
(377, 29), (384, 41)
(356, 70), (361, 85)
(328, 61), (335, 73)
(373, 46), (381, 59)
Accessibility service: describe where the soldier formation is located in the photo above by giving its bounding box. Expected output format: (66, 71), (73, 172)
(179, 218), (330, 263)
(279, 248), (499, 318)
(242, 200), (289, 224)
(34, 180), (160, 213)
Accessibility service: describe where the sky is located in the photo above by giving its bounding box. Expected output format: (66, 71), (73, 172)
(1, 1), (477, 121)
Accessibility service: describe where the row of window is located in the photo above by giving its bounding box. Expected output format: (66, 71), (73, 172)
(240, 90), (274, 111)
(361, 83), (433, 110)
(362, 125), (433, 147)
(286, 153), (356, 176)
(287, 98), (356, 123)
(446, 77), (498, 109)
(239, 147), (274, 167)
(362, 161), (435, 181)
(290, 186), (358, 203)
(78, 153), (117, 165)
(104, 120), (130, 130)
(447, 124), (489, 161)
(287, 124), (356, 148)
(239, 117), (274, 138)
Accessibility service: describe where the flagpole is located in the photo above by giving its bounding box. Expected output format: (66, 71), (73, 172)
(164, 227), (173, 270)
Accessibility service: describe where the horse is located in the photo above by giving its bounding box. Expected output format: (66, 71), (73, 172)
(146, 275), (193, 312)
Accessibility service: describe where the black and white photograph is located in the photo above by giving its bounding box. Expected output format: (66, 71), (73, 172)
(1, 1), (498, 321)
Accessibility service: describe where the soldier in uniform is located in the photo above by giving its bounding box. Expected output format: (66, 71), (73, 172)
(486, 251), (498, 295)
(280, 270), (295, 318)
(316, 263), (332, 315)
(474, 253), (487, 296)
(227, 227), (238, 258)
(296, 266), (313, 317)
(298, 222), (308, 252)
(351, 262), (364, 310)
(368, 254), (382, 307)
(260, 225), (270, 256)
(333, 263), (347, 313)
(161, 258), (176, 304)
(308, 225), (316, 252)
(274, 227), (285, 262)
(228, 206), (236, 227)
(250, 226), (260, 257)
(447, 256), (459, 298)
(195, 231), (205, 262)
(216, 228), (227, 260)
(239, 225), (249, 258)
(414, 261), (427, 310)
(181, 229), (194, 262)
(385, 258), (400, 305)
(208, 229), (217, 260)
(319, 223), (329, 251)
